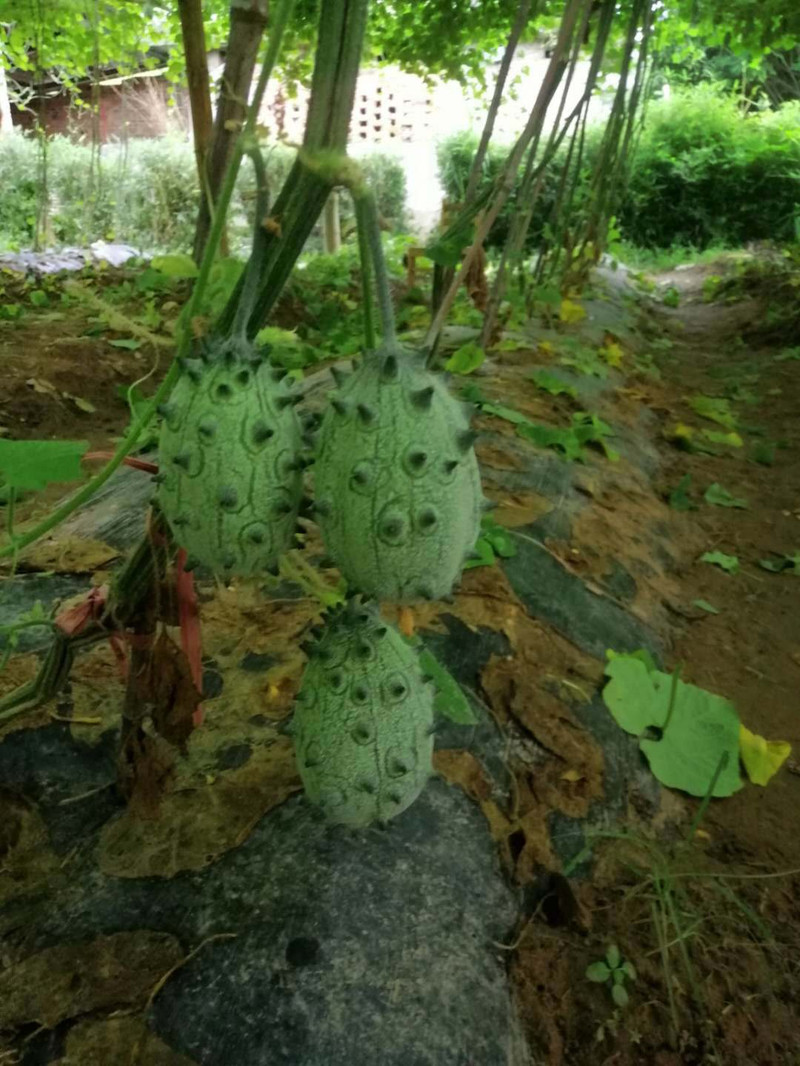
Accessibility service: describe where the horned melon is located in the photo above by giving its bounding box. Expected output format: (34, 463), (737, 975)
(292, 598), (434, 827)
(312, 345), (485, 602)
(156, 335), (304, 577)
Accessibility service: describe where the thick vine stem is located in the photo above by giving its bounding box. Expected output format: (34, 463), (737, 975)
(354, 189), (397, 351)
(233, 140), (272, 339)
(354, 193), (376, 350)
(0, 513), (172, 723)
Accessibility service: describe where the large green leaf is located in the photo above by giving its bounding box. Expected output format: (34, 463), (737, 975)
(0, 439), (89, 491)
(445, 341), (485, 375)
(603, 656), (742, 797)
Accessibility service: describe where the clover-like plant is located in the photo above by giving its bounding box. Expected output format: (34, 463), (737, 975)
(585, 944), (637, 1007)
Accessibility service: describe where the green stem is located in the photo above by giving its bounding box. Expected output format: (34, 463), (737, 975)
(234, 143), (271, 338)
(661, 662), (682, 735)
(244, 0), (296, 141)
(354, 193), (376, 349)
(356, 190), (396, 347)
(0, 619), (58, 636)
(686, 749), (729, 841)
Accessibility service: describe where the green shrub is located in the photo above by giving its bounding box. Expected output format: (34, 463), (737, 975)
(435, 128), (602, 252)
(438, 88), (800, 255)
(350, 152), (407, 229)
(622, 88), (800, 248)
(0, 134), (407, 254)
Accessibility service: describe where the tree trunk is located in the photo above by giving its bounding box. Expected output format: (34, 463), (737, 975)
(193, 0), (269, 262)
(0, 62), (13, 133)
(323, 190), (341, 253)
(178, 0), (214, 229)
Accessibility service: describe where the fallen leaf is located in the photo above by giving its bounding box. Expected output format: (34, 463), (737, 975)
(692, 598), (719, 615)
(758, 552), (800, 575)
(62, 1016), (197, 1066)
(704, 483), (748, 509)
(0, 932), (182, 1028)
(689, 394), (737, 429)
(63, 392), (97, 413)
(599, 340), (625, 367)
(26, 376), (59, 396)
(699, 550), (740, 574)
(559, 298), (586, 324)
(739, 724), (791, 786)
(702, 429), (743, 448)
(561, 768), (584, 782)
(18, 535), (118, 573)
(99, 738), (300, 877)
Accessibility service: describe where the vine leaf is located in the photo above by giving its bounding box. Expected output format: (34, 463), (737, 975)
(418, 648), (478, 725)
(758, 552), (800, 574)
(689, 394), (737, 429)
(603, 654), (742, 798)
(0, 439), (89, 491)
(530, 369), (577, 398)
(465, 515), (518, 570)
(445, 342), (485, 375)
(739, 725), (791, 786)
(700, 550), (739, 573)
(704, 482), (748, 509)
(668, 473), (695, 511)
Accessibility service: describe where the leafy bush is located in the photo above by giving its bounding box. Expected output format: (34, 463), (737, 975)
(622, 88), (800, 248)
(0, 133), (407, 253)
(350, 152), (407, 229)
(435, 128), (602, 252)
(437, 88), (800, 253)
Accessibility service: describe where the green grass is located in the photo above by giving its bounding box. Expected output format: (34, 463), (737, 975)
(614, 240), (735, 274)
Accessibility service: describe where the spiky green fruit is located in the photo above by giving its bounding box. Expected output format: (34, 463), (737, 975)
(157, 337), (303, 577)
(292, 599), (434, 828)
(313, 347), (484, 602)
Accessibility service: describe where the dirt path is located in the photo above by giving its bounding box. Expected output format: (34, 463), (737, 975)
(643, 262), (800, 866)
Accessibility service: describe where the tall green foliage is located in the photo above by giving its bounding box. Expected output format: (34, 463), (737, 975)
(621, 88), (800, 247)
(0, 134), (406, 252)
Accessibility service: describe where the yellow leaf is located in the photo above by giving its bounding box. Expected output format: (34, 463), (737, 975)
(739, 724), (791, 786)
(559, 298), (586, 324)
(600, 341), (625, 367)
(561, 768), (583, 782)
(666, 423), (695, 447)
(538, 341), (554, 355)
(27, 377), (59, 396)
